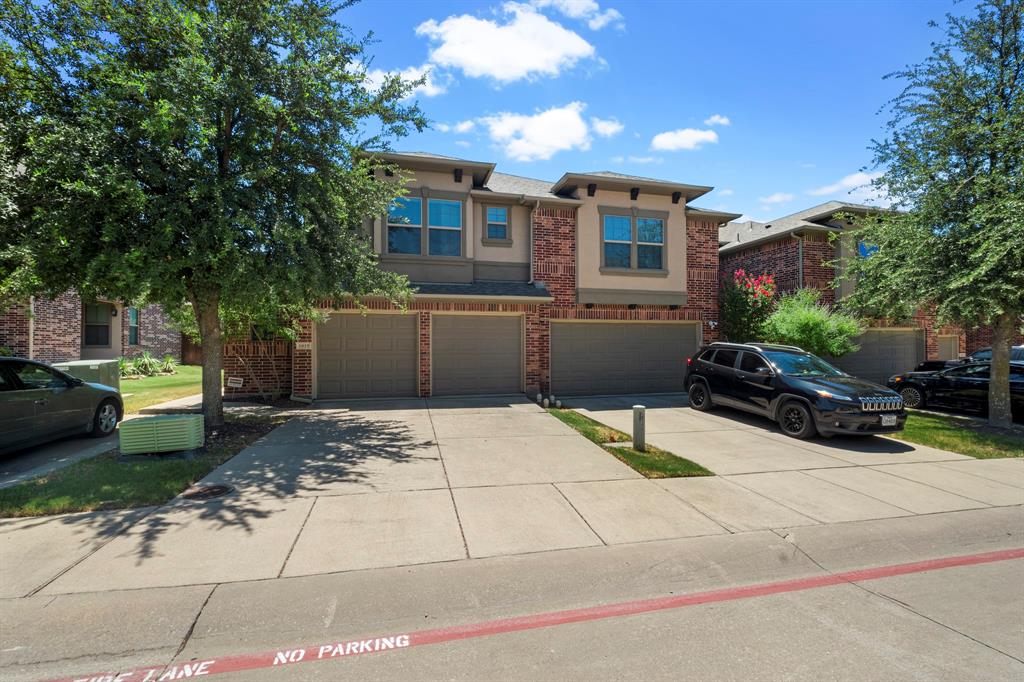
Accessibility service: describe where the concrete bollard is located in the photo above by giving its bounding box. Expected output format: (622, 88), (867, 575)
(543, 398), (550, 408)
(633, 405), (646, 452)
(536, 393), (543, 404)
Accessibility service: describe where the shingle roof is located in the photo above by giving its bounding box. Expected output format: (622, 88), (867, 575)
(482, 172), (559, 199)
(412, 281), (552, 299)
(718, 201), (881, 253)
(582, 170), (683, 184)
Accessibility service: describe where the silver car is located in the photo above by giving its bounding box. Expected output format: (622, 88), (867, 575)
(0, 357), (123, 454)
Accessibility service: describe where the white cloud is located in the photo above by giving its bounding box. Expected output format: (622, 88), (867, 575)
(735, 214), (766, 224)
(530, 0), (624, 30)
(611, 155), (661, 164)
(758, 192), (795, 204)
(363, 63), (448, 99)
(807, 171), (885, 203)
(480, 101), (592, 161)
(650, 128), (718, 151)
(718, 188), (734, 196)
(590, 116), (624, 137)
(435, 119), (475, 134)
(416, 4), (596, 83)
(704, 114), (731, 127)
(455, 140), (472, 148)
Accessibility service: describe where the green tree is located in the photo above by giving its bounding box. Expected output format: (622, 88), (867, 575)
(1, 0), (427, 424)
(841, 0), (1023, 426)
(719, 269), (776, 343)
(764, 289), (865, 358)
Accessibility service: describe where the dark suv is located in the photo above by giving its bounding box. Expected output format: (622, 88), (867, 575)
(684, 342), (906, 439)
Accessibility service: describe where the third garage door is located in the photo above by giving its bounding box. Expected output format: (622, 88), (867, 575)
(830, 328), (925, 384)
(550, 322), (698, 395)
(432, 315), (523, 396)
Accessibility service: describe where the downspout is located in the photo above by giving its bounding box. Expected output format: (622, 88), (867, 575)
(795, 234), (805, 288)
(527, 197), (540, 284)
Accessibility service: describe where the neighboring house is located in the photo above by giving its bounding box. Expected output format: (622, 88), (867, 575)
(0, 291), (181, 363)
(224, 151), (738, 399)
(717, 201), (984, 383)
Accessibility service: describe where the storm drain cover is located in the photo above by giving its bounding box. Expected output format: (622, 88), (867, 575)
(181, 484), (233, 501)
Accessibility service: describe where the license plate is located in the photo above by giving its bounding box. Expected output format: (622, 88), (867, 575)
(880, 414), (898, 426)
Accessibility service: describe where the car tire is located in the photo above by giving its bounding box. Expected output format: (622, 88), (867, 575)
(90, 400), (119, 438)
(778, 400), (817, 439)
(688, 381), (713, 412)
(899, 385), (925, 409)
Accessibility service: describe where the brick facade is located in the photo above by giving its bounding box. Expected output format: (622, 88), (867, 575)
(0, 292), (180, 363)
(222, 340), (293, 398)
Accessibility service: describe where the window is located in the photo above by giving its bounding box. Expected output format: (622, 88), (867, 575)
(387, 197), (422, 255)
(428, 199), (462, 256)
(486, 207), (509, 240)
(739, 352), (771, 373)
(858, 240), (879, 258)
(83, 304), (111, 347)
(603, 214), (632, 268)
(637, 217), (664, 270)
(712, 349), (739, 368)
(11, 362), (67, 390)
(127, 307), (140, 345)
(943, 364), (990, 378)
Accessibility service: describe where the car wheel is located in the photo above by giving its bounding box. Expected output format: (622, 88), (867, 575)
(90, 400), (119, 438)
(899, 385), (925, 409)
(778, 401), (817, 439)
(688, 381), (713, 412)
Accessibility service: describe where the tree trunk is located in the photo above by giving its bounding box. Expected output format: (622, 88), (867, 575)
(987, 312), (1014, 428)
(194, 294), (224, 427)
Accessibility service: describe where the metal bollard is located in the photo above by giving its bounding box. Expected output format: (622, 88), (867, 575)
(633, 405), (646, 452)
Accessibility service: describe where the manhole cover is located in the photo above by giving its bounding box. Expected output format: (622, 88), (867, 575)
(181, 485), (233, 500)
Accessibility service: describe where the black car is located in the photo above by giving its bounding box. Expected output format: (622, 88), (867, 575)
(684, 342), (906, 439)
(887, 361), (1024, 416)
(964, 345), (1024, 363)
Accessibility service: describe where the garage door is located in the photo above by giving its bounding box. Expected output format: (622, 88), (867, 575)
(829, 328), (925, 384)
(550, 322), (699, 395)
(316, 314), (417, 399)
(432, 315), (522, 395)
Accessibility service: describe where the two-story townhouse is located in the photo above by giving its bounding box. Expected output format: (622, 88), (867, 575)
(223, 151), (738, 400)
(717, 201), (973, 383)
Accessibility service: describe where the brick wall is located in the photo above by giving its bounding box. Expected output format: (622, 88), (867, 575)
(223, 340), (293, 398)
(965, 324), (1024, 355)
(292, 319), (314, 399)
(122, 304), (181, 361)
(801, 233), (837, 305)
(418, 312), (431, 397)
(720, 238), (801, 293)
(31, 292), (81, 363)
(0, 303), (30, 357)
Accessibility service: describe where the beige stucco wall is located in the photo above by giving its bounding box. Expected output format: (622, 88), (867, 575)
(576, 188), (687, 293)
(474, 201), (530, 264)
(81, 301), (123, 360)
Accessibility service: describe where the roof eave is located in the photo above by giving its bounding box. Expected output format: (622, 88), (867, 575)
(719, 224), (839, 254)
(412, 293), (554, 303)
(469, 188), (582, 206)
(551, 173), (713, 201)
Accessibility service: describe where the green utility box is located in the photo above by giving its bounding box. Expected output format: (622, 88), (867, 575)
(53, 359), (121, 392)
(119, 414), (205, 455)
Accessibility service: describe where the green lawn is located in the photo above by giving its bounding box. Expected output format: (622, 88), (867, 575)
(0, 415), (287, 517)
(892, 411), (1024, 459)
(548, 408), (713, 478)
(121, 365), (203, 413)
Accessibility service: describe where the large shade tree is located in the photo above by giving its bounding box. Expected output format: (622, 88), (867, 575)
(1, 0), (426, 424)
(841, 0), (1023, 426)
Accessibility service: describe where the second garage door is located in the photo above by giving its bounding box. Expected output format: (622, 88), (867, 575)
(316, 314), (418, 399)
(829, 328), (925, 384)
(550, 322), (699, 395)
(432, 315), (523, 395)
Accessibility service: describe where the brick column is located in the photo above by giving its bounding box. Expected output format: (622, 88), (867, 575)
(292, 319), (313, 399)
(525, 306), (547, 395)
(418, 312), (431, 397)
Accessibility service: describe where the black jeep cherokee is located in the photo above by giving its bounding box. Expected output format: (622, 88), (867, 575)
(684, 342), (906, 439)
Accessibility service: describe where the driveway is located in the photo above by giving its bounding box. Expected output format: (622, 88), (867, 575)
(8, 394), (1022, 598)
(570, 394), (1024, 526)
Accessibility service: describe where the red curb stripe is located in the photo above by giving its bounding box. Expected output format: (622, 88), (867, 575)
(46, 547), (1024, 682)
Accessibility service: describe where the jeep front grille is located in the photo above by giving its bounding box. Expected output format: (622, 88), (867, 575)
(859, 396), (903, 412)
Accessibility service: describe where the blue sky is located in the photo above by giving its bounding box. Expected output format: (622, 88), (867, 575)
(344, 0), (956, 222)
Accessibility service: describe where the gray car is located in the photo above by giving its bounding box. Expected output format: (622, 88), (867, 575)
(0, 357), (123, 454)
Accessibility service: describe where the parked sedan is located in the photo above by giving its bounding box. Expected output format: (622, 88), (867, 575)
(0, 357), (123, 454)
(887, 361), (1024, 416)
(965, 345), (1024, 363)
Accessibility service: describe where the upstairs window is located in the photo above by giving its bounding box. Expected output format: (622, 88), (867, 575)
(387, 197), (422, 255)
(486, 207), (508, 240)
(602, 214), (632, 268)
(637, 217), (664, 269)
(127, 307), (140, 345)
(428, 199), (462, 256)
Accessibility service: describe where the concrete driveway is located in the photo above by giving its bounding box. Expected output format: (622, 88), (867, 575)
(570, 394), (1023, 526)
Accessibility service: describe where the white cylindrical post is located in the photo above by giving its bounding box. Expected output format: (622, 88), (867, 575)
(633, 405), (646, 452)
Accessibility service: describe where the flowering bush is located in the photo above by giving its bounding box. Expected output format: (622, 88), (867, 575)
(720, 269), (776, 342)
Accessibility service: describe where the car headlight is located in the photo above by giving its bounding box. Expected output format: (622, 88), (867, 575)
(889, 375), (902, 383)
(815, 389), (854, 402)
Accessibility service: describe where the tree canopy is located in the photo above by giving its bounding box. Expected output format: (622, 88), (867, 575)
(1, 0), (427, 423)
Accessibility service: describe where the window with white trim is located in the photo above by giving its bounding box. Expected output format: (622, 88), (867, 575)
(486, 207), (508, 240)
(428, 199), (462, 256)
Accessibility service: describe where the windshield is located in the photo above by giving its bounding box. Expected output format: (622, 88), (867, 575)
(763, 350), (847, 377)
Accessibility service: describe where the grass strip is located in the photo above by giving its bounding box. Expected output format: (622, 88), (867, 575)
(548, 408), (713, 478)
(892, 411), (1023, 459)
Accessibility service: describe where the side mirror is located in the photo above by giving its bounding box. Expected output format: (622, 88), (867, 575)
(755, 366), (773, 375)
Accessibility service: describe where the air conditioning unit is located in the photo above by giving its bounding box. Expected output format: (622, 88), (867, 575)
(53, 359), (120, 392)
(119, 415), (205, 455)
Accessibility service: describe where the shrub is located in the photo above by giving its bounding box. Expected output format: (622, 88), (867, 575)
(0, 346), (12, 357)
(764, 289), (865, 357)
(119, 356), (141, 378)
(720, 269), (776, 342)
(132, 351), (161, 376)
(159, 354), (177, 374)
